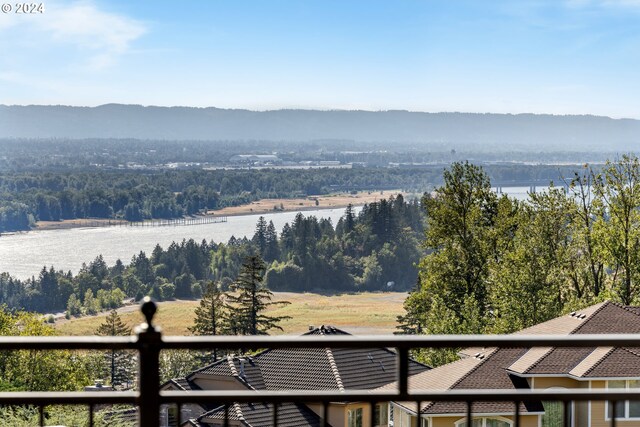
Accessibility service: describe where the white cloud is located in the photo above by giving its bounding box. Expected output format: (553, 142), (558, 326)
(0, 0), (147, 69)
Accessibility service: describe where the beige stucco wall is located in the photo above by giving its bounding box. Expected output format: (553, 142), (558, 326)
(529, 375), (593, 427)
(430, 415), (538, 427)
(306, 402), (348, 427)
(305, 402), (383, 427)
(531, 376), (581, 390)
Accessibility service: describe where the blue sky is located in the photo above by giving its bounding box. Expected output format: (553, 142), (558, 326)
(1, 0), (640, 117)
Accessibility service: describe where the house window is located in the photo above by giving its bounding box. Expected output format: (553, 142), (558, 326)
(164, 405), (179, 427)
(393, 407), (410, 427)
(455, 417), (512, 427)
(348, 407), (363, 427)
(607, 380), (640, 419)
(390, 403), (425, 427)
(374, 403), (389, 426)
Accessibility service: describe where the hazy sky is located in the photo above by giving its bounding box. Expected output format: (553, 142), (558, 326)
(2, 0), (640, 117)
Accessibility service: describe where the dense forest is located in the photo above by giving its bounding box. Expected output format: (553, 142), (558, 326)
(0, 195), (424, 315)
(0, 168), (432, 232)
(0, 162), (593, 232)
(399, 156), (640, 365)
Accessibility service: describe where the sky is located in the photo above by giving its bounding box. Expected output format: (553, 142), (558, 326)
(1, 0), (640, 117)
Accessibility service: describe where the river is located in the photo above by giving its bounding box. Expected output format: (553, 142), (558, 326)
(0, 186), (550, 280)
(0, 207), (353, 280)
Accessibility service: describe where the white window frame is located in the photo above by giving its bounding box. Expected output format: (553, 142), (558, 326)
(374, 403), (390, 427)
(605, 379), (640, 420)
(348, 407), (364, 427)
(454, 416), (514, 427)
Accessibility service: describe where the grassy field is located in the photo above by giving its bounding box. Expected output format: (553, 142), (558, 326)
(54, 292), (408, 336)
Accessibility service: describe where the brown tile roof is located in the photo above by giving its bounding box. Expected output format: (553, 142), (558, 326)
(525, 347), (596, 375)
(572, 302), (640, 334)
(569, 347), (614, 377)
(507, 347), (553, 374)
(582, 347), (640, 378)
(397, 301), (640, 418)
(196, 402), (322, 427)
(423, 348), (543, 415)
(507, 301), (640, 377)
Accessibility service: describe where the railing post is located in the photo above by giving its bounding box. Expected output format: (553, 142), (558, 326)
(136, 297), (162, 427)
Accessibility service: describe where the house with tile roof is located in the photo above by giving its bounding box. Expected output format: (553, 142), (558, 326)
(161, 325), (429, 427)
(389, 301), (640, 427)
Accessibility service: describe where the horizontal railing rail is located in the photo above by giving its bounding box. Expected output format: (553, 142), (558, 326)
(5, 333), (640, 349)
(1, 298), (638, 427)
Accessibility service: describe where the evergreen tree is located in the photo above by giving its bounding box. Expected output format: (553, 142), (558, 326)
(264, 220), (280, 262)
(95, 310), (134, 388)
(252, 216), (268, 257)
(188, 281), (227, 361)
(344, 203), (356, 233)
(226, 255), (290, 335)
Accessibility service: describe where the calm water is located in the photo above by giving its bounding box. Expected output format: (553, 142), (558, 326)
(0, 208), (352, 280)
(0, 186), (548, 280)
(493, 186), (552, 201)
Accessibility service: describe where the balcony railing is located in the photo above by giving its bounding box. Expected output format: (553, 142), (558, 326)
(0, 298), (639, 426)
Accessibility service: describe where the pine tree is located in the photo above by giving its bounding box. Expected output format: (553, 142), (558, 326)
(188, 281), (227, 361)
(252, 216), (268, 257)
(344, 203), (356, 233)
(95, 310), (134, 388)
(226, 255), (290, 335)
(264, 220), (280, 262)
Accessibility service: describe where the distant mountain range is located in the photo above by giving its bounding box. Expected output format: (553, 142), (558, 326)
(1, 104), (639, 151)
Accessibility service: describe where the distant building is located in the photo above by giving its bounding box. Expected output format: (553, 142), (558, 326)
(388, 301), (640, 427)
(229, 154), (281, 165)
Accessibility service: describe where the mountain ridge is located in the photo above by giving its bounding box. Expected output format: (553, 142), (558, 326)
(2, 104), (639, 151)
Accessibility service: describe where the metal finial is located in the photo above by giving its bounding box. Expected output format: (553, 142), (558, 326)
(140, 296), (157, 329)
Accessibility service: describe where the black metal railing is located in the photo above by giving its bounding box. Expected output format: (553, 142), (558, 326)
(1, 298), (639, 426)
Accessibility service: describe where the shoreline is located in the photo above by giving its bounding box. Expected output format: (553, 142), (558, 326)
(31, 190), (407, 232)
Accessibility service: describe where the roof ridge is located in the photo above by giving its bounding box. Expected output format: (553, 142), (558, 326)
(569, 301), (611, 335)
(623, 347), (640, 358)
(325, 347), (344, 391)
(618, 302), (640, 317)
(521, 347), (556, 373)
(170, 378), (186, 391)
(581, 347), (617, 377)
(449, 348), (497, 390)
(234, 402), (246, 423)
(227, 355), (239, 376)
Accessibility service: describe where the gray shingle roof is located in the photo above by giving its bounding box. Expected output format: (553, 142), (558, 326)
(189, 326), (429, 392)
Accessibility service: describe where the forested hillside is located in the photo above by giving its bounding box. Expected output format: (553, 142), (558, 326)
(3, 105), (640, 152)
(0, 168), (433, 232)
(0, 163), (589, 232)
